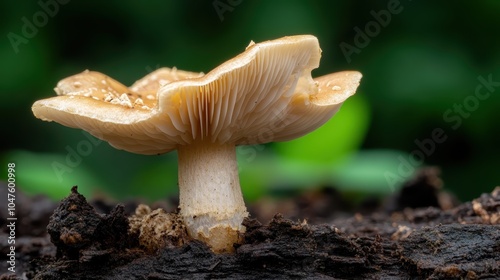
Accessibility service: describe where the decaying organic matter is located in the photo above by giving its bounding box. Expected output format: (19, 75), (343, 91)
(2, 175), (498, 279)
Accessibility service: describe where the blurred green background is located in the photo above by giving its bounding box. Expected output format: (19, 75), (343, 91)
(1, 0), (499, 203)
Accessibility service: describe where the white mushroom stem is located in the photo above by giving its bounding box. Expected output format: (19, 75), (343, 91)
(177, 140), (248, 252)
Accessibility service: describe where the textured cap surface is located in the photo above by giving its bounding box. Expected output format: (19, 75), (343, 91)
(32, 35), (361, 154)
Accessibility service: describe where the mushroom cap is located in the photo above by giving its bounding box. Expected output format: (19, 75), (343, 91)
(32, 35), (362, 155)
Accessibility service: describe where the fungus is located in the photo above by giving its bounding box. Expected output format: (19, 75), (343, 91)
(32, 35), (362, 253)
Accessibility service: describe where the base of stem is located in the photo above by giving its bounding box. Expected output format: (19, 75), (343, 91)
(177, 141), (248, 253)
(194, 222), (244, 253)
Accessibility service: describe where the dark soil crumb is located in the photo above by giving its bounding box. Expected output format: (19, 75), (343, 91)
(0, 182), (57, 280)
(1, 171), (499, 279)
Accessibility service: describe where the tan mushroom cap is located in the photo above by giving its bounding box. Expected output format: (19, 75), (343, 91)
(32, 35), (362, 155)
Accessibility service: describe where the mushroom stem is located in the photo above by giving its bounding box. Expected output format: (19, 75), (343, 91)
(177, 141), (248, 252)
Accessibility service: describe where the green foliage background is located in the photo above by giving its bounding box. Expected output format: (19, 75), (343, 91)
(1, 0), (499, 203)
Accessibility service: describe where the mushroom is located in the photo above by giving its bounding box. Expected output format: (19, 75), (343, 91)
(32, 35), (362, 253)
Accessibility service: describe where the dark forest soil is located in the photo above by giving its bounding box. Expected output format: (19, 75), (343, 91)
(1, 168), (499, 279)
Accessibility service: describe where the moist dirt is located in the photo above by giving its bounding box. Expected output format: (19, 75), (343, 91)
(1, 168), (499, 279)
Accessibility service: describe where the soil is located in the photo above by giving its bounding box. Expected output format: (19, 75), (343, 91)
(1, 167), (499, 279)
